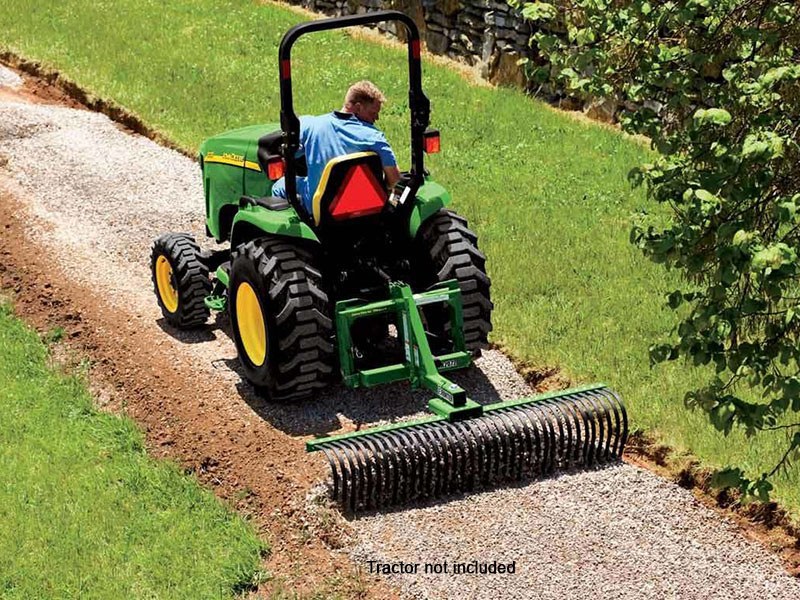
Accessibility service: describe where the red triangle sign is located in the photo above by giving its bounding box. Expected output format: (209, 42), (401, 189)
(329, 163), (386, 220)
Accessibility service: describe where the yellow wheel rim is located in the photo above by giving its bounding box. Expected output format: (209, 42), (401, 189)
(236, 282), (267, 367)
(155, 255), (178, 313)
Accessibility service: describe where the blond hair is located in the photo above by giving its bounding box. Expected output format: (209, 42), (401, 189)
(344, 80), (387, 107)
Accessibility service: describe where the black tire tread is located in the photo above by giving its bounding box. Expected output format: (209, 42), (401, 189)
(151, 233), (211, 328)
(232, 237), (335, 400)
(418, 210), (493, 351)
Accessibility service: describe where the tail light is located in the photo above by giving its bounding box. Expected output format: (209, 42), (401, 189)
(423, 129), (440, 154)
(266, 156), (285, 180)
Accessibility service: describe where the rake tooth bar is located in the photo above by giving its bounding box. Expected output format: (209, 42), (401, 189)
(573, 392), (598, 466)
(311, 385), (627, 512)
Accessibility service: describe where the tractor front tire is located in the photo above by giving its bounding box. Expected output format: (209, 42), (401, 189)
(417, 209), (493, 353)
(228, 237), (335, 400)
(151, 233), (211, 329)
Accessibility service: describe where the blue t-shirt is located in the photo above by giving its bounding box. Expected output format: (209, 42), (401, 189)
(271, 111), (397, 215)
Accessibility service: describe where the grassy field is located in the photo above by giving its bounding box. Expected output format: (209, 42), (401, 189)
(0, 0), (797, 514)
(0, 302), (265, 598)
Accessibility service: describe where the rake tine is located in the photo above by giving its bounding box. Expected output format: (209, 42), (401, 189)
(598, 388), (619, 457)
(458, 421), (478, 492)
(558, 394), (584, 467)
(414, 424), (437, 500)
(374, 432), (398, 508)
(343, 442), (362, 512)
(351, 439), (371, 511)
(362, 436), (382, 509)
(582, 389), (608, 461)
(496, 411), (521, 480)
(590, 388), (616, 459)
(469, 414), (493, 487)
(442, 423), (461, 496)
(501, 408), (529, 480)
(488, 414), (506, 480)
(321, 446), (341, 501)
(424, 422), (449, 498)
(528, 405), (550, 475)
(613, 388), (629, 456)
(406, 427), (429, 502)
(394, 429), (415, 503)
(517, 406), (542, 477)
(328, 441), (352, 510)
(550, 397), (575, 468)
(539, 400), (564, 473)
(450, 421), (476, 491)
(574, 391), (601, 465)
(398, 430), (416, 503)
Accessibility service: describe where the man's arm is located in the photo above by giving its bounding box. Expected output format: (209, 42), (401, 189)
(384, 165), (401, 189)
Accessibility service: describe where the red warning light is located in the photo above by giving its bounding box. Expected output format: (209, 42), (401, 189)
(423, 130), (440, 154)
(267, 157), (285, 180)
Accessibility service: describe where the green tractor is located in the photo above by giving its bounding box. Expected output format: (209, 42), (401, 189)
(151, 11), (627, 511)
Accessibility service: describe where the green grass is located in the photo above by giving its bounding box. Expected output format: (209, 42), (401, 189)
(0, 0), (797, 514)
(0, 302), (265, 598)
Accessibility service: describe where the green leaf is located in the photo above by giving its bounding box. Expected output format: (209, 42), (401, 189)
(742, 131), (785, 160)
(667, 290), (683, 309)
(715, 320), (732, 339)
(777, 200), (798, 224)
(751, 244), (795, 271)
(732, 230), (752, 247)
(694, 189), (717, 203)
(782, 377), (800, 400)
(710, 467), (744, 489)
(575, 28), (596, 46)
(760, 65), (800, 87)
(649, 343), (676, 364)
(720, 263), (738, 286)
(747, 477), (773, 503)
(693, 108), (732, 127)
(520, 2), (557, 22)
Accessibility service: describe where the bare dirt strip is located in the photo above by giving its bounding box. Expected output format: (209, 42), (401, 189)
(1, 64), (799, 599)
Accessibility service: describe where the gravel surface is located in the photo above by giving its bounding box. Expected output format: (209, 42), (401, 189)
(0, 65), (22, 89)
(1, 94), (798, 600)
(348, 465), (797, 600)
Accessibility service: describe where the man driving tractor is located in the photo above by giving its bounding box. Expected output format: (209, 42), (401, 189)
(271, 80), (401, 214)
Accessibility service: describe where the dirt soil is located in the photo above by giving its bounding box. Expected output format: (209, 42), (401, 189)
(1, 60), (799, 599)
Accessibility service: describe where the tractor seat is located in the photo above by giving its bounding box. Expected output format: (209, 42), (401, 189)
(311, 152), (387, 227)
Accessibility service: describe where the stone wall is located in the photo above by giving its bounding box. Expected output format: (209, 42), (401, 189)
(287, 0), (539, 88)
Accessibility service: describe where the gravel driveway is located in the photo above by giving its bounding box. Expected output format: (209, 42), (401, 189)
(1, 67), (798, 599)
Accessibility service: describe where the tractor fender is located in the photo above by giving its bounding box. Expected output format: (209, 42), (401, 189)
(230, 204), (320, 250)
(409, 179), (452, 238)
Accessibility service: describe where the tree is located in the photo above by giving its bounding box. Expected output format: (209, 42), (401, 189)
(515, 0), (800, 499)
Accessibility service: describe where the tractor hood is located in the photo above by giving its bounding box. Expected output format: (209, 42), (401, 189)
(199, 123), (280, 164)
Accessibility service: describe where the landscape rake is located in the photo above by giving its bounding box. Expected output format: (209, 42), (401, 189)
(306, 281), (628, 512)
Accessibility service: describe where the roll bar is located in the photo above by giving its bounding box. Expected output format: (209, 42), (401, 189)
(277, 10), (431, 213)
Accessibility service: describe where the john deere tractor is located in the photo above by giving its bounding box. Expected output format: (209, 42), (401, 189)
(151, 11), (627, 512)
(151, 11), (492, 401)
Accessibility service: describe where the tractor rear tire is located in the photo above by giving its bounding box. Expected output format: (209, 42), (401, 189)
(417, 209), (493, 353)
(228, 237), (335, 400)
(150, 233), (211, 329)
